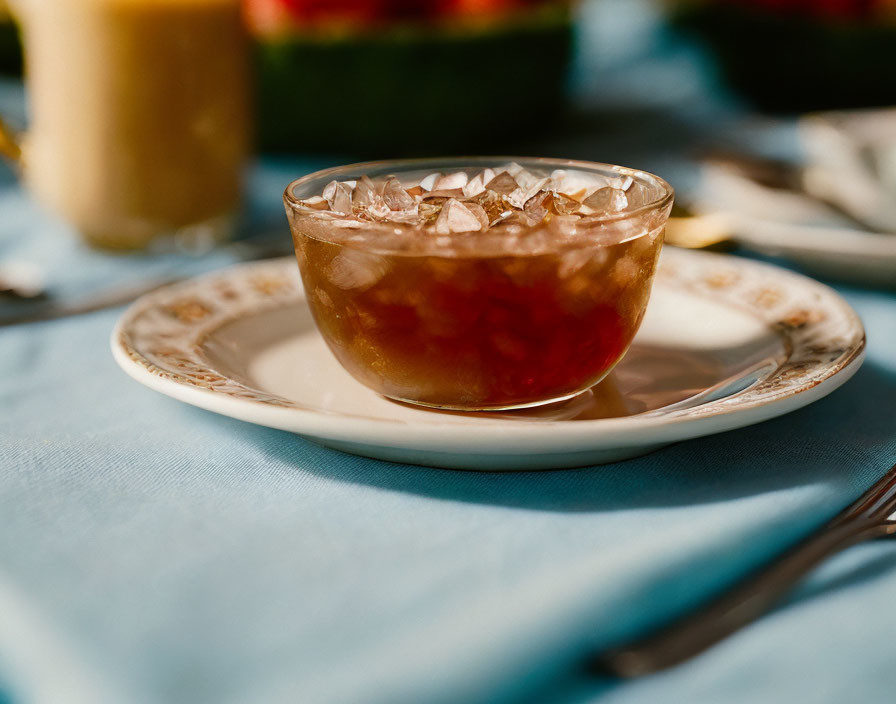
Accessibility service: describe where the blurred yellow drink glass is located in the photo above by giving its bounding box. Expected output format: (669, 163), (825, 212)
(5, 0), (250, 249)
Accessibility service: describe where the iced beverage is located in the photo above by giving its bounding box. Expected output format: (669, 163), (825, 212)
(12, 0), (249, 249)
(285, 159), (673, 411)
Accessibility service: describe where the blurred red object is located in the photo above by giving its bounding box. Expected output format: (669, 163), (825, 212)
(245, 0), (573, 153)
(247, 0), (555, 34)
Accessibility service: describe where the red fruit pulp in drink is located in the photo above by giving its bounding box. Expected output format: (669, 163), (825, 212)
(294, 228), (663, 409)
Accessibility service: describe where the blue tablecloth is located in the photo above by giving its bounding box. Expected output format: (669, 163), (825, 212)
(2, 2), (895, 703)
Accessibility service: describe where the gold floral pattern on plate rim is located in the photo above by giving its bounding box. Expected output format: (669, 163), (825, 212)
(112, 247), (866, 430)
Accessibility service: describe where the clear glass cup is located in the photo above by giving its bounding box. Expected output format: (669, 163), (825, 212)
(1, 0), (250, 250)
(284, 158), (674, 411)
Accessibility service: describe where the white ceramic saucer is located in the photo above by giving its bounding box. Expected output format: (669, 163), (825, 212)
(111, 248), (865, 470)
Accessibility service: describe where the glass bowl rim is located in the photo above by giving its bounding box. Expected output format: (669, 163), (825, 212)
(283, 156), (674, 228)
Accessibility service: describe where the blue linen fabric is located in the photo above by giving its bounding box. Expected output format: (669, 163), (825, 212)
(2, 2), (896, 702)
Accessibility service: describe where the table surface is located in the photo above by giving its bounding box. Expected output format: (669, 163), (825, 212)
(2, 3), (895, 703)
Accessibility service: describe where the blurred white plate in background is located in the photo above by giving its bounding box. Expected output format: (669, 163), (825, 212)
(696, 163), (896, 286)
(693, 109), (896, 286)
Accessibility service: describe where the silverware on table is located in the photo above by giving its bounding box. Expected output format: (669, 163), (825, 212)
(595, 461), (896, 677)
(664, 147), (896, 251)
(0, 233), (294, 328)
(703, 151), (889, 234)
(0, 274), (184, 327)
(664, 208), (735, 251)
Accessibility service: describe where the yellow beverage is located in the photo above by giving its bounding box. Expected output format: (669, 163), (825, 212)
(14, 0), (250, 249)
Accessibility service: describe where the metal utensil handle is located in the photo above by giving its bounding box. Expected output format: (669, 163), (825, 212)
(599, 520), (880, 677)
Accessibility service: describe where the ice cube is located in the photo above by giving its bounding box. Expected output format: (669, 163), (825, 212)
(524, 190), (551, 224)
(611, 256), (640, 288)
(624, 181), (652, 208)
(331, 183), (353, 215)
(353, 176), (376, 208)
(508, 164), (545, 192)
(418, 173), (440, 191)
(626, 225), (662, 256)
(524, 177), (551, 199)
(366, 196), (391, 220)
(505, 176), (550, 210)
(612, 175), (635, 191)
(503, 189), (524, 210)
(327, 249), (390, 290)
(550, 169), (611, 198)
(564, 274), (591, 298)
(382, 204), (420, 224)
(547, 214), (582, 238)
(551, 192), (582, 215)
(502, 162), (542, 188)
(435, 199), (485, 234)
(382, 177), (415, 211)
(558, 249), (587, 278)
(322, 180), (338, 203)
(310, 167), (651, 231)
(357, 175), (376, 197)
(498, 210), (536, 228)
(463, 201), (490, 230)
(434, 172), (469, 190)
(422, 188), (466, 200)
(462, 175), (485, 198)
(462, 168), (496, 198)
(558, 248), (606, 278)
(328, 218), (363, 230)
(485, 172), (519, 195)
(582, 187), (628, 213)
(301, 196), (330, 211)
(419, 200), (444, 224)
(468, 189), (507, 225)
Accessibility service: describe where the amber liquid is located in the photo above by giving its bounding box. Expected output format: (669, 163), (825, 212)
(295, 229), (664, 410)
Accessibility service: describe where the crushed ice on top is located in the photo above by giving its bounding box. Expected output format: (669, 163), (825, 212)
(299, 163), (653, 234)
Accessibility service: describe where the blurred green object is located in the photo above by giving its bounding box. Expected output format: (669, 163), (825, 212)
(673, 3), (896, 113)
(0, 12), (22, 76)
(254, 9), (573, 155)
